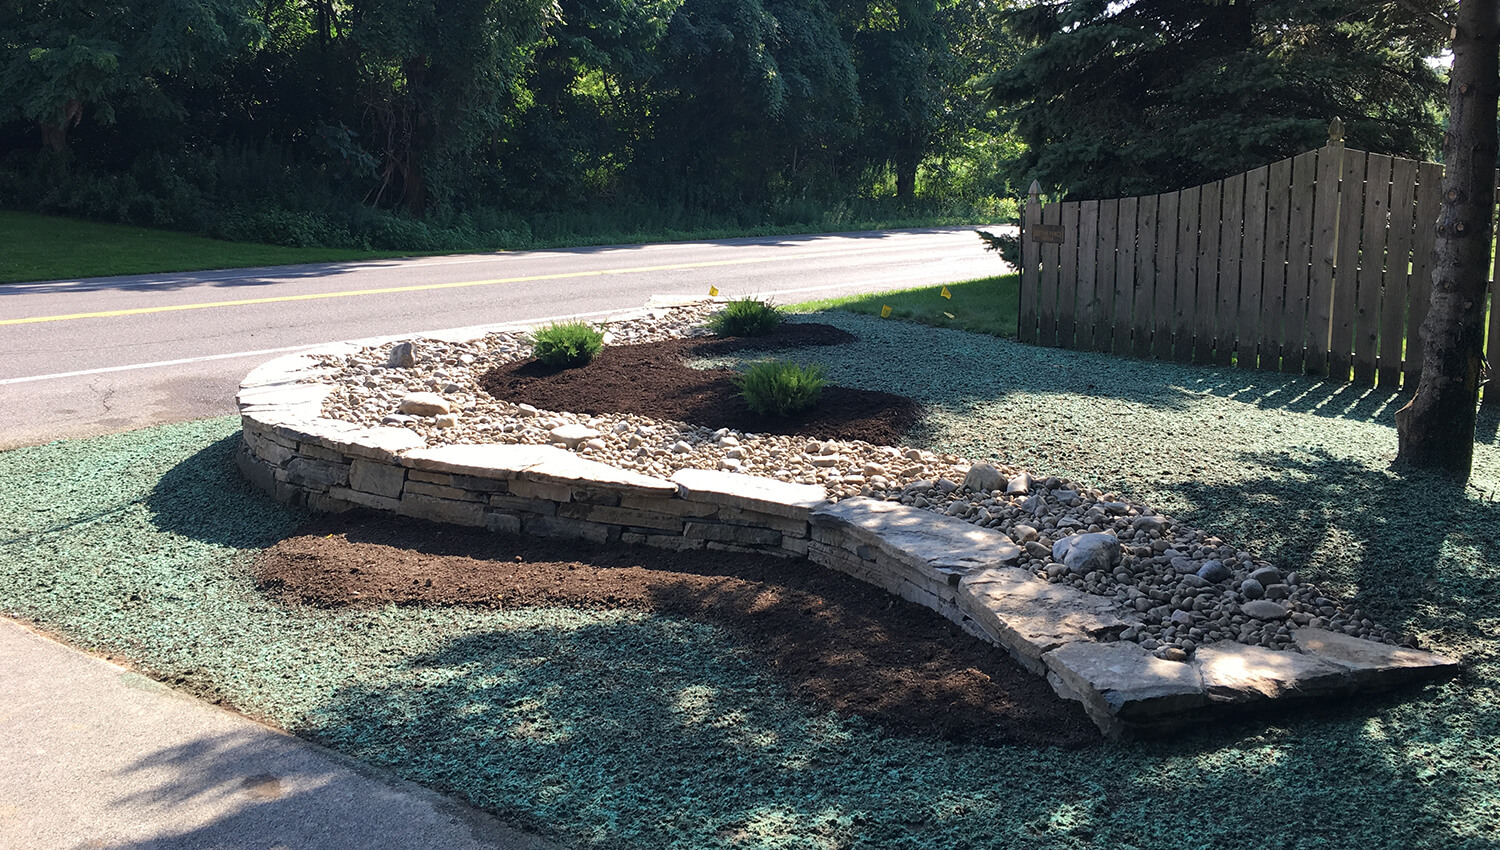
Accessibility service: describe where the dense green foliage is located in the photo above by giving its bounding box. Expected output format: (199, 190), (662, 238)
(707, 298), (786, 337)
(0, 0), (1455, 247)
(986, 0), (1451, 198)
(735, 360), (828, 416)
(530, 321), (605, 368)
(0, 0), (1020, 248)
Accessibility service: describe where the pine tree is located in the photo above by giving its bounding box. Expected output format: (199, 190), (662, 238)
(985, 0), (1450, 198)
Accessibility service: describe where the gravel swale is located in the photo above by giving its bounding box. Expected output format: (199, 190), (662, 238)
(312, 303), (1485, 658)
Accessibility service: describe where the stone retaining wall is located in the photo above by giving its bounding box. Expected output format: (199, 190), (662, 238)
(238, 329), (1458, 739)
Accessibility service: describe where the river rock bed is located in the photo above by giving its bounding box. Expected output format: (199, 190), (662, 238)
(310, 302), (1411, 659)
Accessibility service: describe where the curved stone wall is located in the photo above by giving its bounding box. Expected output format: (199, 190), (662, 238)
(238, 323), (1458, 738)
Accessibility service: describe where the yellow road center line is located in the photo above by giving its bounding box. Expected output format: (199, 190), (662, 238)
(0, 252), (831, 326)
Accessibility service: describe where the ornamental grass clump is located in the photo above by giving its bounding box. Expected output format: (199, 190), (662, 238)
(707, 298), (784, 337)
(530, 321), (604, 368)
(735, 361), (827, 417)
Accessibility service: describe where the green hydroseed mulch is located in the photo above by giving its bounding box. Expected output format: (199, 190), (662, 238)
(4, 315), (1500, 849)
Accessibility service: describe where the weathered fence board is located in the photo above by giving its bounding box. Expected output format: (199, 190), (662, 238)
(1192, 181), (1221, 364)
(1057, 201), (1081, 349)
(1022, 137), (1498, 404)
(1283, 150), (1319, 375)
(1114, 197), (1138, 356)
(1307, 146), (1343, 377)
(1020, 189), (1042, 344)
(1174, 187), (1201, 362)
(1153, 191), (1179, 360)
(1329, 149), (1368, 382)
(1216, 173), (1245, 366)
(1237, 167), (1269, 370)
(1038, 201), (1062, 347)
(1353, 154), (1392, 384)
(1095, 199), (1120, 353)
(1133, 194), (1159, 359)
(1076, 200), (1100, 351)
(1261, 157), (1293, 372)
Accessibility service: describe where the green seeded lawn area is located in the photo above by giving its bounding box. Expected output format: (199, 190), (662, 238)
(4, 316), (1500, 849)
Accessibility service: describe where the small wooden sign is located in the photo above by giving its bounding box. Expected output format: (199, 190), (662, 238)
(1030, 224), (1066, 244)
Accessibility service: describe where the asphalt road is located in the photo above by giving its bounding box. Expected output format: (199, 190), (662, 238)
(0, 226), (1007, 450)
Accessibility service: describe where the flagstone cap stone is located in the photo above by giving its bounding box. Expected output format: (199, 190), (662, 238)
(1293, 627), (1459, 688)
(1042, 641), (1209, 732)
(811, 497), (1022, 573)
(402, 444), (677, 496)
(671, 468), (828, 519)
(959, 567), (1131, 674)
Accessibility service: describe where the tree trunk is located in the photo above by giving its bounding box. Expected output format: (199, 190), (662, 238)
(1395, 0), (1499, 479)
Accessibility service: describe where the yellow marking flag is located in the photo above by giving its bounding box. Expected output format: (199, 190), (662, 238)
(940, 286), (952, 299)
(943, 312), (955, 319)
(709, 285), (720, 296)
(880, 304), (892, 318)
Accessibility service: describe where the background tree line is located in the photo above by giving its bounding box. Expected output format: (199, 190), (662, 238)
(0, 0), (1452, 250)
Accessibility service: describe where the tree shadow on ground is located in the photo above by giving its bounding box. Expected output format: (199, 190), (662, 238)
(1148, 445), (1500, 639)
(264, 512), (1099, 748)
(284, 613), (1500, 850)
(143, 432), (309, 549)
(89, 728), (556, 850)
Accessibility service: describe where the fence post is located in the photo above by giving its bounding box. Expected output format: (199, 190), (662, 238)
(1020, 180), (1043, 343)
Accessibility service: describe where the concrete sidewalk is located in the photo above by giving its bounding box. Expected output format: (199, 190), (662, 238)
(0, 617), (561, 850)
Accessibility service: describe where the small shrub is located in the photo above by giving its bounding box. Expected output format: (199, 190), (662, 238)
(735, 360), (827, 417)
(708, 298), (784, 337)
(530, 321), (604, 368)
(977, 229), (1021, 266)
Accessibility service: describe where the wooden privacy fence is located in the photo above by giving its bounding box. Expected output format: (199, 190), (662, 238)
(1018, 136), (1500, 403)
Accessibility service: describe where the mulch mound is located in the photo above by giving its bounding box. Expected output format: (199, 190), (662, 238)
(478, 323), (922, 446)
(255, 512), (1100, 748)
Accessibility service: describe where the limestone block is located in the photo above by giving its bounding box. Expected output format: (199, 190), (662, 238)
(396, 493), (486, 527)
(298, 442), (347, 463)
(281, 457), (349, 490)
(407, 470), (455, 486)
(236, 382), (332, 411)
(716, 506), (812, 537)
(524, 515), (614, 544)
(452, 474), (509, 493)
(573, 504), (685, 532)
(958, 567), (1130, 674)
(671, 469), (828, 519)
(485, 512), (522, 534)
(683, 521), (782, 546)
(349, 459), (406, 499)
(508, 480), (573, 503)
(1193, 642), (1350, 702)
(246, 431), (296, 467)
(1292, 628), (1459, 689)
(402, 444), (675, 496)
(235, 444), (277, 496)
(404, 481), (485, 503)
(1042, 641), (1208, 735)
(488, 494), (557, 516)
(619, 494), (719, 518)
(326, 486), (400, 512)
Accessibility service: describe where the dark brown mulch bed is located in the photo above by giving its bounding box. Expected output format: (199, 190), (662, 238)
(478, 323), (922, 446)
(254, 512), (1100, 748)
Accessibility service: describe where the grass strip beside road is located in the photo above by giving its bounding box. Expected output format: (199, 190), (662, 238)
(0, 211), (411, 284)
(788, 273), (1019, 338)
